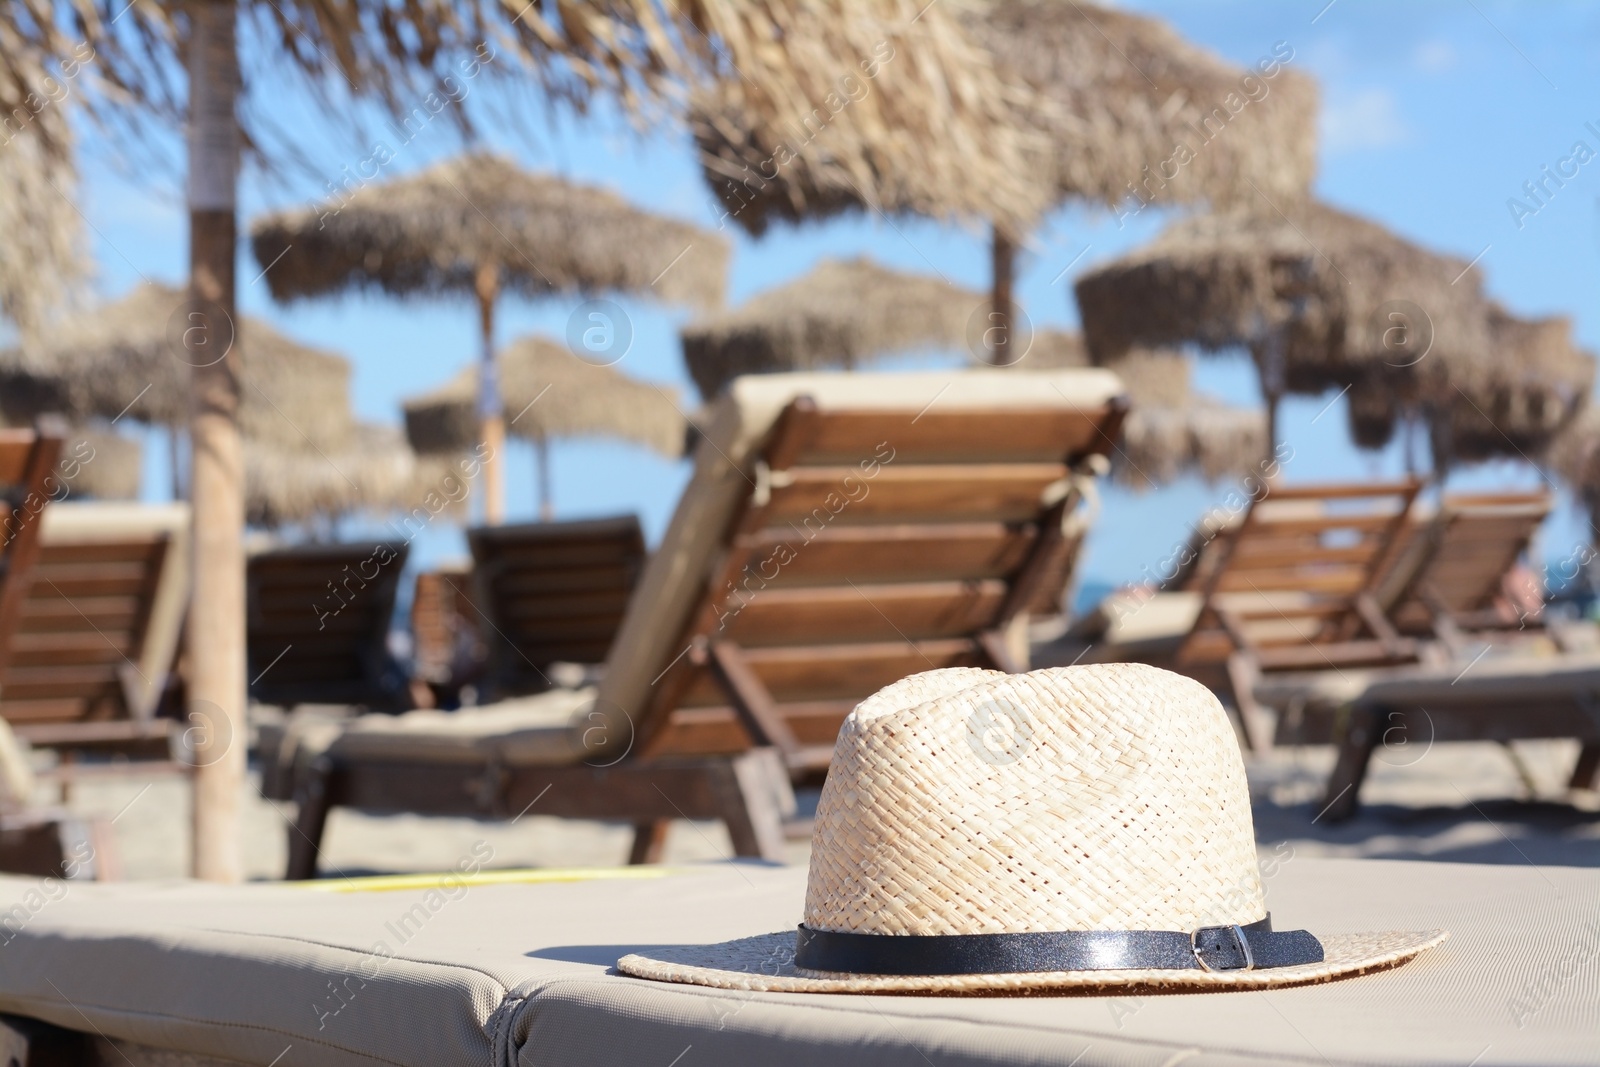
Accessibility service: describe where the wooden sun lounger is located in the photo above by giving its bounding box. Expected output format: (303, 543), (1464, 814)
(246, 541), (409, 711)
(408, 564), (479, 704)
(0, 423), (120, 877)
(1375, 490), (1552, 647)
(0, 503), (190, 759)
(284, 369), (1128, 877)
(466, 515), (646, 697)
(1175, 479), (1426, 752)
(1319, 653), (1600, 821)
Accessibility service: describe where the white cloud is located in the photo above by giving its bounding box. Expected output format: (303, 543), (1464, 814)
(1320, 88), (1410, 154)
(1413, 39), (1457, 74)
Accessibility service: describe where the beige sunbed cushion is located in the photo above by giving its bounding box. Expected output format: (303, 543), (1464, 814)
(0, 857), (1590, 1066)
(328, 688), (597, 765)
(596, 369), (1126, 737)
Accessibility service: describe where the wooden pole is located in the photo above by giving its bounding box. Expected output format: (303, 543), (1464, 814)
(187, 0), (244, 883)
(476, 262), (505, 525)
(989, 224), (1015, 367)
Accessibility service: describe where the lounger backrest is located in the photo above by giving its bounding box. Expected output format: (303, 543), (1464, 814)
(0, 425), (63, 684)
(594, 370), (1128, 773)
(1380, 491), (1551, 633)
(1182, 481), (1421, 665)
(465, 515), (646, 697)
(247, 541), (408, 708)
(410, 566), (475, 686)
(0, 503), (189, 735)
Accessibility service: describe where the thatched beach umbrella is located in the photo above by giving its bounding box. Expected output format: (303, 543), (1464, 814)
(0, 282), (353, 455)
(251, 153), (725, 525)
(1074, 199), (1495, 454)
(402, 333), (684, 519)
(694, 0), (1317, 363)
(244, 423), (454, 529)
(0, 113), (88, 351)
(1007, 330), (1266, 488)
(680, 257), (986, 399)
(1352, 306), (1593, 474)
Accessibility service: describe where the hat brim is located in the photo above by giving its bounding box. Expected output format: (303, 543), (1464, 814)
(617, 929), (1448, 994)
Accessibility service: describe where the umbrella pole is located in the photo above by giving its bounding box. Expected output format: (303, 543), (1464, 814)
(187, 0), (246, 883)
(537, 434), (552, 522)
(990, 224), (1015, 367)
(476, 263), (505, 525)
(170, 428), (184, 500)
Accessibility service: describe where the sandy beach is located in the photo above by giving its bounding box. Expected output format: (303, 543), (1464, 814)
(41, 736), (1600, 883)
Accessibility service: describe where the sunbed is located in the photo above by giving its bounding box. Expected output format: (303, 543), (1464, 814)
(0, 425), (62, 685)
(1, 502), (190, 760)
(0, 423), (112, 878)
(280, 369), (1128, 876)
(408, 564), (479, 705)
(1320, 652), (1600, 820)
(0, 856), (1590, 1066)
(465, 515), (646, 698)
(246, 541), (410, 711)
(1062, 481), (1425, 751)
(1374, 490), (1552, 646)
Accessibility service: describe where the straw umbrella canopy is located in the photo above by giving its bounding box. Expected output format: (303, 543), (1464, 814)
(251, 152), (725, 524)
(693, 0), (1317, 364)
(0, 112), (88, 351)
(402, 333), (685, 519)
(1074, 199), (1498, 455)
(244, 423), (455, 529)
(1005, 330), (1266, 488)
(680, 257), (986, 399)
(1350, 306), (1594, 473)
(0, 282), (353, 454)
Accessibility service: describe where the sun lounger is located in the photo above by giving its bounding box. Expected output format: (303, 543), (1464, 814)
(1173, 480), (1426, 752)
(0, 502), (189, 759)
(282, 369), (1128, 875)
(465, 515), (646, 698)
(408, 565), (481, 705)
(1375, 490), (1552, 647)
(247, 541), (410, 711)
(1319, 652), (1600, 821)
(0, 856), (1590, 1066)
(0, 425), (63, 685)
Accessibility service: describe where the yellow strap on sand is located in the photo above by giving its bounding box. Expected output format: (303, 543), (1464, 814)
(296, 866), (672, 893)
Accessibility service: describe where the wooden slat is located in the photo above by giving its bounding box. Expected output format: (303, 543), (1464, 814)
(765, 464), (1068, 525)
(735, 523), (1036, 587)
(648, 700), (861, 757)
(679, 639), (982, 706)
(0, 434), (37, 483)
(1240, 515), (1407, 537)
(721, 581), (1007, 646)
(788, 407), (1119, 465)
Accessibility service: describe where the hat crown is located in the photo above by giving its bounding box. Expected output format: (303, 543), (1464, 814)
(804, 663), (1264, 936)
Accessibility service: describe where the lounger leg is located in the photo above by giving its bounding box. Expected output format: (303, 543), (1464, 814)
(1321, 705), (1381, 823)
(286, 757), (335, 880)
(1225, 653), (1275, 754)
(1571, 742), (1600, 791)
(628, 820), (671, 864)
(711, 748), (794, 863)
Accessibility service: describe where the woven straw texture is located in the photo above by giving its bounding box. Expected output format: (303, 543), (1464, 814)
(808, 663), (1264, 936)
(618, 663), (1446, 993)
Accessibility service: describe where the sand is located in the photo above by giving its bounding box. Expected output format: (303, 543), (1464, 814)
(33, 737), (1600, 882)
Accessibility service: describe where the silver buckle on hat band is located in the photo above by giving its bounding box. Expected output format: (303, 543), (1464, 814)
(1191, 924), (1256, 972)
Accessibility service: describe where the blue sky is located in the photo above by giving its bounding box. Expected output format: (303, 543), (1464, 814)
(74, 0), (1600, 600)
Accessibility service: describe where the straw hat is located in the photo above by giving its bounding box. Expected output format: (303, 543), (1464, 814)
(619, 664), (1445, 993)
